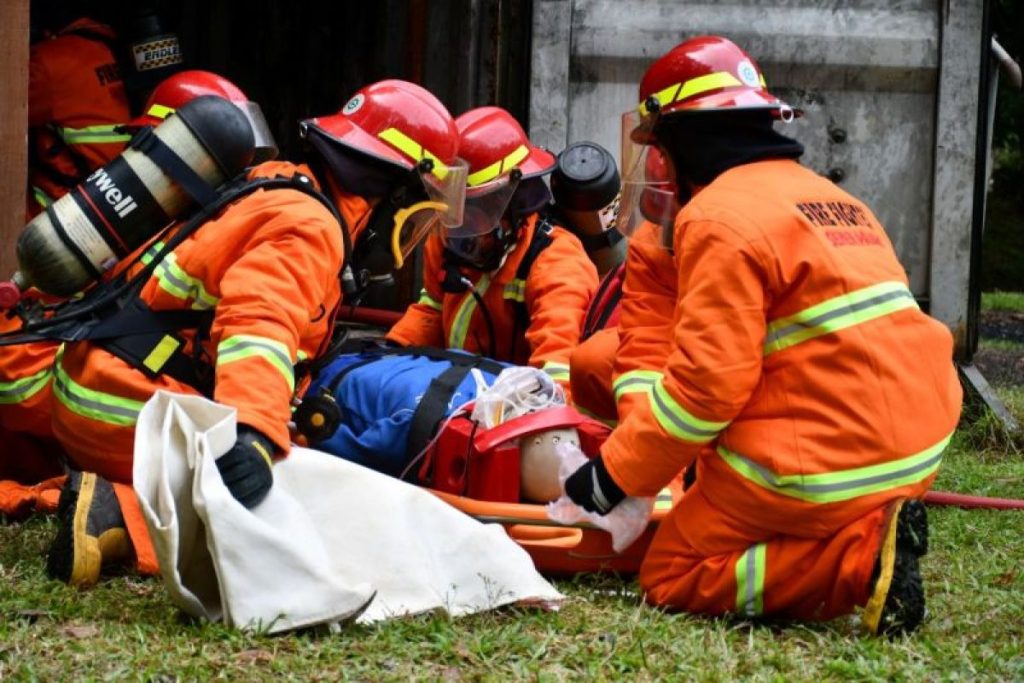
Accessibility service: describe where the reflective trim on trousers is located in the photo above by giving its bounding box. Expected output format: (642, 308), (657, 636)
(764, 281), (918, 355)
(217, 335), (295, 392)
(717, 431), (953, 504)
(735, 543), (766, 616)
(0, 368), (52, 405)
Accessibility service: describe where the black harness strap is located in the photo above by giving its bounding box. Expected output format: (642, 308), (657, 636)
(129, 127), (220, 207)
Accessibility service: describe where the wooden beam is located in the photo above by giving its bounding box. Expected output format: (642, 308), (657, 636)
(0, 0), (29, 280)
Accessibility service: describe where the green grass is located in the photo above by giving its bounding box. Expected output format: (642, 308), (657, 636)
(3, 439), (1024, 680)
(981, 290), (1024, 313)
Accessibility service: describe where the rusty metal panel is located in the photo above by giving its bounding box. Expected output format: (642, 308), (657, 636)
(529, 0), (985, 329)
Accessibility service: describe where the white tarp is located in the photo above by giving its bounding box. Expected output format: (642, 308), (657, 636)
(133, 391), (562, 633)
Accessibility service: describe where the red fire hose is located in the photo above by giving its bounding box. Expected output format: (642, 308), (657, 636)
(925, 491), (1024, 510)
(338, 307), (1024, 512)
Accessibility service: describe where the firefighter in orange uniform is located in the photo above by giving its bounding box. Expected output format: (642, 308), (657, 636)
(388, 107), (598, 395)
(45, 77), (465, 588)
(563, 37), (962, 636)
(570, 149), (681, 424)
(27, 12), (132, 218)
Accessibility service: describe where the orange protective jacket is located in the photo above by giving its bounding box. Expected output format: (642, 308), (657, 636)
(387, 214), (598, 389)
(602, 159), (962, 535)
(609, 221), (678, 421)
(51, 162), (344, 482)
(28, 18), (132, 216)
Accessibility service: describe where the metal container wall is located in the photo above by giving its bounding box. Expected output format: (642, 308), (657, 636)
(530, 0), (986, 345)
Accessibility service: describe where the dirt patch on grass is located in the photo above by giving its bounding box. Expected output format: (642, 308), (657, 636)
(975, 346), (1024, 387)
(980, 311), (1024, 345)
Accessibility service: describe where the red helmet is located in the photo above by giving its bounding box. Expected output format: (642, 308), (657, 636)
(631, 36), (797, 142)
(304, 80), (460, 173)
(456, 107), (555, 188)
(130, 70), (277, 161)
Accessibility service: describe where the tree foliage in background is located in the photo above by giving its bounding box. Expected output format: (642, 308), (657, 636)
(982, 0), (1023, 291)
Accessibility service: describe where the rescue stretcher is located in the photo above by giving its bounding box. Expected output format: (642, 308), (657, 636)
(336, 306), (669, 575)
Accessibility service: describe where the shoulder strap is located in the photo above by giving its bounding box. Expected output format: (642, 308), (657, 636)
(509, 217), (557, 335)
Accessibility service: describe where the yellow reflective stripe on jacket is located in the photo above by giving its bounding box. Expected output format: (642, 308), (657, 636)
(57, 124), (132, 145)
(217, 335), (295, 392)
(143, 245), (220, 311)
(32, 186), (53, 209)
(718, 431), (952, 504)
(467, 144), (529, 187)
(417, 288), (442, 311)
(377, 127), (450, 180)
(650, 379), (730, 444)
(764, 281), (918, 355)
(0, 368), (51, 405)
(53, 348), (143, 427)
(735, 543), (767, 616)
(541, 361), (570, 383)
(613, 369), (661, 402)
(447, 275), (492, 349)
(654, 486), (674, 512)
(638, 72), (744, 116)
(502, 279), (526, 303)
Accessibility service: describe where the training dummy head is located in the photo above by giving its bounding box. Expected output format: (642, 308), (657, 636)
(519, 427), (580, 503)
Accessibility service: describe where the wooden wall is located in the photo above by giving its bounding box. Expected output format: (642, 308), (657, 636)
(0, 0), (29, 280)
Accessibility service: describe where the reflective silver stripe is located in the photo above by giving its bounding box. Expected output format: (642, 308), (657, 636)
(52, 350), (142, 426)
(613, 370), (661, 402)
(764, 282), (918, 355)
(649, 379), (729, 443)
(735, 543), (766, 616)
(541, 362), (570, 382)
(0, 368), (51, 404)
(217, 335), (295, 392)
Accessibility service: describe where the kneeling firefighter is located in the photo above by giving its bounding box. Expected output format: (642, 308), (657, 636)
(13, 74), (465, 588)
(387, 106), (598, 398)
(560, 36), (962, 636)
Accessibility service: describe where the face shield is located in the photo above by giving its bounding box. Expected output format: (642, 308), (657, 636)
(440, 170), (523, 271)
(617, 110), (681, 249)
(238, 101), (279, 163)
(389, 157), (468, 269)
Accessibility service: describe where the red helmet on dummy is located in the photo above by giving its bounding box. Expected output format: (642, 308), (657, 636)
(130, 70), (278, 162)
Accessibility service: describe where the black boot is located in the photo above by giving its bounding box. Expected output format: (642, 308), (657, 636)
(46, 471), (131, 588)
(863, 499), (928, 637)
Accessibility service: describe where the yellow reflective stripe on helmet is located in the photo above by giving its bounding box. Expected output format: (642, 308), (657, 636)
(217, 335), (295, 392)
(0, 367), (51, 405)
(764, 281), (918, 355)
(417, 288), (442, 311)
(377, 127), (450, 180)
(541, 361), (570, 383)
(147, 103), (175, 120)
(56, 124), (132, 145)
(32, 186), (53, 209)
(53, 347), (143, 427)
(502, 279), (526, 303)
(447, 275), (492, 349)
(613, 369), (662, 402)
(466, 144), (530, 187)
(638, 72), (744, 116)
(650, 379), (730, 444)
(149, 251), (220, 311)
(735, 543), (767, 616)
(718, 431), (952, 504)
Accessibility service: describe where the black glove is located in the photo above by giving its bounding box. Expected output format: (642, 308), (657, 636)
(564, 456), (626, 515)
(216, 426), (275, 508)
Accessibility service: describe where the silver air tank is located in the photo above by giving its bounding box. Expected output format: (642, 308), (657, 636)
(2, 96), (255, 304)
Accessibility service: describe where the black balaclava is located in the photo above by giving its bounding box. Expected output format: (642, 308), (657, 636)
(303, 125), (411, 200)
(653, 109), (804, 190)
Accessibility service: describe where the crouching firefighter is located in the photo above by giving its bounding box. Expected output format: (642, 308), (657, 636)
(1, 76), (465, 588)
(561, 37), (962, 636)
(387, 106), (598, 398)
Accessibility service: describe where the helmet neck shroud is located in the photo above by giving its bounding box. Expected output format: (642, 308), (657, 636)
(653, 109), (804, 191)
